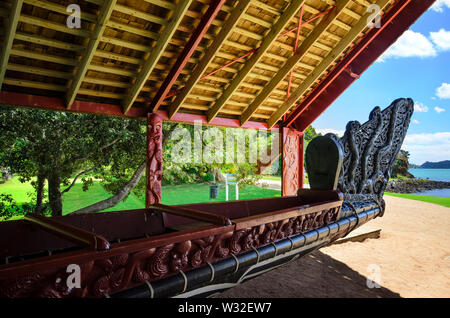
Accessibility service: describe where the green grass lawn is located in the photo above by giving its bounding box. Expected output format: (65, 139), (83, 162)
(0, 177), (281, 218)
(0, 177), (36, 202)
(162, 183), (280, 206)
(385, 192), (450, 208)
(260, 175), (309, 184)
(260, 175), (281, 181)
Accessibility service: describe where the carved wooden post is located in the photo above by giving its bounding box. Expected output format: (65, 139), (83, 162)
(282, 127), (304, 196)
(146, 113), (163, 208)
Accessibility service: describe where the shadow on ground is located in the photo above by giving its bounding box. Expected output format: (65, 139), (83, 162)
(215, 250), (400, 298)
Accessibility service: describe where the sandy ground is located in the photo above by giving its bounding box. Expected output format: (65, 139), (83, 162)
(216, 196), (450, 298)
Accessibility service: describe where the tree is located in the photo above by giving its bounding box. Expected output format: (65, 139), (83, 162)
(304, 126), (320, 146)
(0, 107), (146, 216)
(392, 149), (414, 178)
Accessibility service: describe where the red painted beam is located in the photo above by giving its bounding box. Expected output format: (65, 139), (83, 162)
(149, 0), (226, 112)
(285, 0), (435, 131)
(0, 91), (278, 131)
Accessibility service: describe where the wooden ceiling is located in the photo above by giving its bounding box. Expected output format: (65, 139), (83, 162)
(0, 0), (395, 128)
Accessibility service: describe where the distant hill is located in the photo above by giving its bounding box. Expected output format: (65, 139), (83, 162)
(420, 160), (450, 169)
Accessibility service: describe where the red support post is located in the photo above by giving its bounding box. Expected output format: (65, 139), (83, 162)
(299, 133), (304, 189)
(146, 113), (163, 208)
(282, 128), (304, 196)
(149, 0), (226, 112)
(285, 0), (435, 131)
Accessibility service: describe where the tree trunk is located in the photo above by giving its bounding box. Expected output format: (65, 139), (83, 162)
(69, 160), (146, 215)
(34, 171), (46, 215)
(48, 173), (62, 216)
(67, 123), (177, 215)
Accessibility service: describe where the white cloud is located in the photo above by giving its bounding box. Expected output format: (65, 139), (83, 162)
(434, 106), (445, 113)
(378, 30), (436, 61)
(436, 83), (450, 99)
(430, 29), (450, 51)
(412, 119), (420, 124)
(316, 128), (345, 137)
(402, 132), (450, 165)
(414, 102), (429, 112)
(404, 132), (450, 144)
(431, 0), (450, 13)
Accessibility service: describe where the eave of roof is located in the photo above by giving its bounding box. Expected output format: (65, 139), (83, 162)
(0, 0), (433, 130)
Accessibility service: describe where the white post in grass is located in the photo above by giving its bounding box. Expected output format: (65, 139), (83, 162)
(225, 174), (229, 201)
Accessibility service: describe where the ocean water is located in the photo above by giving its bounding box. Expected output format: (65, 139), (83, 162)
(410, 189), (450, 198)
(407, 168), (450, 197)
(408, 168), (450, 182)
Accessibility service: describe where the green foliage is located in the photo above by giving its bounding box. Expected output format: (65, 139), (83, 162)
(0, 193), (50, 220)
(162, 123), (272, 187)
(304, 126), (321, 146)
(0, 107), (146, 215)
(203, 173), (215, 183)
(392, 149), (412, 178)
(303, 126), (321, 170)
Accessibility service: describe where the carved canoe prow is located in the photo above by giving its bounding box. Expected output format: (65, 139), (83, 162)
(305, 97), (414, 215)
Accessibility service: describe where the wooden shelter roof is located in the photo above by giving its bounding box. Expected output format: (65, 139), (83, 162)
(0, 0), (432, 129)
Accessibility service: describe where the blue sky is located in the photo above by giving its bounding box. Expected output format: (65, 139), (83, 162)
(312, 1), (450, 165)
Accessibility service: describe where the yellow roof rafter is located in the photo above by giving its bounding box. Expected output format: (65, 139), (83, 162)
(0, 0), (24, 91)
(66, 0), (118, 109)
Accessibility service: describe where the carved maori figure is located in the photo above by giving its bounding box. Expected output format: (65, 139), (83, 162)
(170, 241), (191, 272)
(146, 113), (163, 207)
(149, 244), (174, 278)
(191, 236), (214, 267)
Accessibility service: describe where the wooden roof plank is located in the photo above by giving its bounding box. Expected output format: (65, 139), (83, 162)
(207, 0), (306, 122)
(167, 0), (252, 119)
(66, 0), (118, 109)
(144, 0), (176, 10)
(6, 63), (72, 79)
(122, 0), (192, 114)
(4, 78), (66, 91)
(114, 3), (168, 26)
(267, 0), (391, 128)
(0, 0), (24, 91)
(18, 14), (92, 38)
(240, 0), (351, 125)
(15, 32), (85, 51)
(10, 48), (78, 66)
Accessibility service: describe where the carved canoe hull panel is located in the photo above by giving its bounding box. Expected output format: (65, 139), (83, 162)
(0, 201), (342, 298)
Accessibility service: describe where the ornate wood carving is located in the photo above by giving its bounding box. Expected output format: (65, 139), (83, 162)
(324, 98), (414, 202)
(282, 128), (303, 196)
(0, 204), (341, 298)
(146, 113), (163, 208)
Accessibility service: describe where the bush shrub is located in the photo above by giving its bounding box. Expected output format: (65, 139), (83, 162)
(0, 194), (50, 220)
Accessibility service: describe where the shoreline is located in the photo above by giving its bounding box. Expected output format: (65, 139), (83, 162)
(386, 178), (450, 194)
